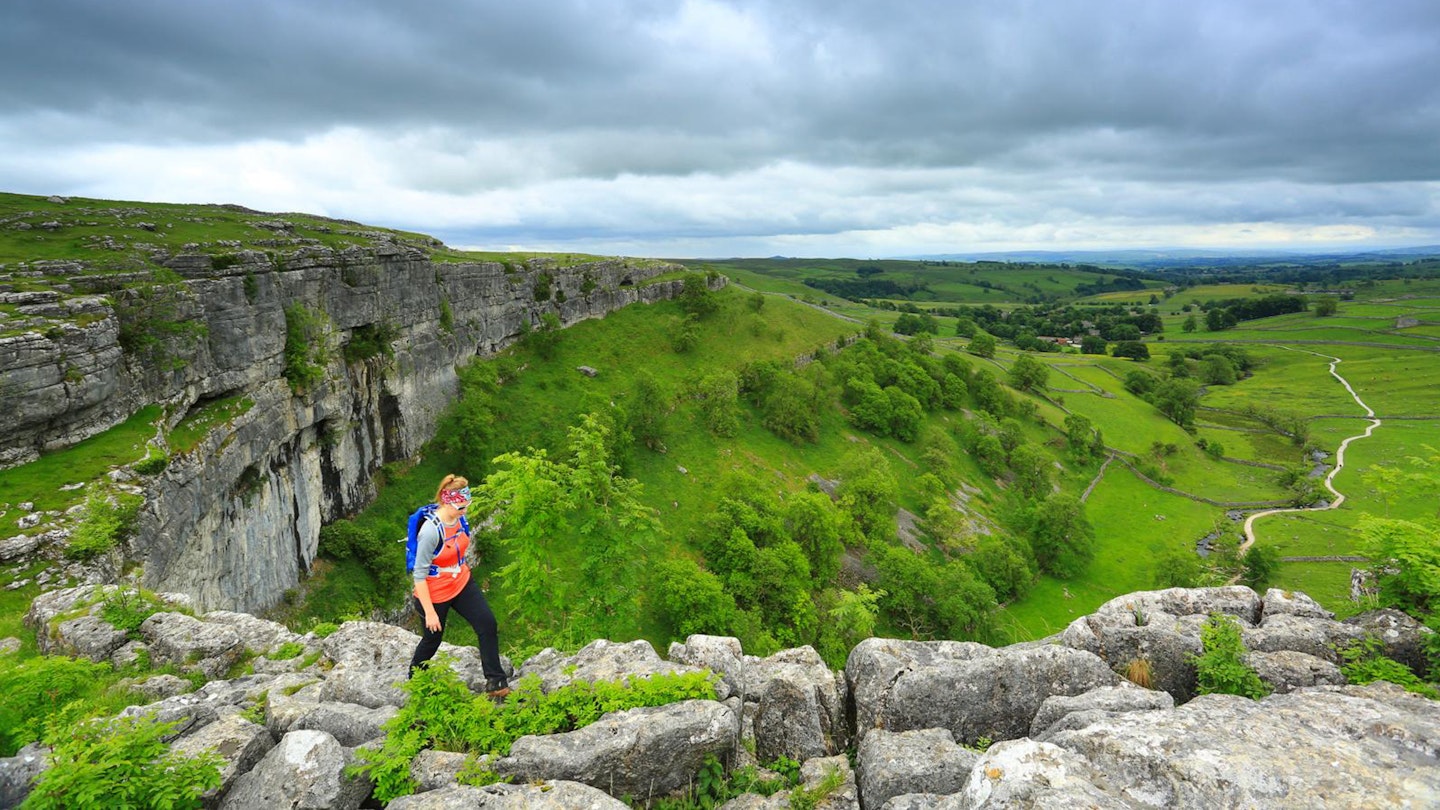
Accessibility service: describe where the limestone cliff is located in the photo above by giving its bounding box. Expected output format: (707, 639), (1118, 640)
(1, 244), (701, 612)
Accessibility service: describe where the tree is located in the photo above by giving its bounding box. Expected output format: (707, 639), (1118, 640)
(1153, 548), (1205, 588)
(1182, 314), (1198, 333)
(1151, 377), (1201, 428)
(1026, 494), (1095, 578)
(1199, 354), (1237, 386)
(1242, 543), (1281, 590)
(679, 273), (719, 317)
(1008, 443), (1053, 500)
(1007, 353), (1049, 393)
(1314, 296), (1340, 317)
(478, 414), (659, 644)
(837, 448), (898, 545)
(815, 585), (883, 667)
(973, 433), (1007, 478)
(1064, 413), (1098, 461)
(627, 370), (670, 451)
(654, 556), (738, 638)
(968, 332), (996, 358)
(1123, 369), (1156, 396)
(1112, 341), (1150, 361)
(1080, 335), (1108, 354)
(695, 371), (741, 437)
(785, 490), (845, 583)
(1360, 517), (1440, 614)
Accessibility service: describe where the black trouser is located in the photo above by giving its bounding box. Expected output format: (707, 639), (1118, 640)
(409, 577), (506, 685)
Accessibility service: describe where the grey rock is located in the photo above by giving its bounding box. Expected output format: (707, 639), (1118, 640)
(1060, 586), (1266, 701)
(141, 611), (245, 678)
(848, 638), (1121, 747)
(410, 749), (468, 793)
(711, 643), (848, 760)
(961, 739), (1130, 809)
(856, 728), (977, 810)
(798, 754), (859, 810)
(202, 610), (302, 654)
(170, 714), (275, 801)
(1243, 612), (1366, 663)
(219, 729), (369, 810)
(110, 639), (149, 668)
(0, 743), (48, 809)
(493, 699), (738, 801)
(52, 614), (130, 661)
(846, 638), (992, 746)
(119, 692), (220, 740)
(0, 532), (42, 562)
(1260, 588), (1333, 620)
(879, 795), (965, 810)
(291, 701), (398, 747)
(318, 620), (507, 707)
(754, 677), (829, 763)
(0, 637), (19, 655)
(521, 638), (702, 693)
(129, 673), (194, 701)
(1037, 682), (1440, 808)
(24, 585), (97, 640)
(1029, 685), (1174, 738)
(385, 781), (630, 809)
(1343, 608), (1436, 675)
(1245, 650), (1347, 693)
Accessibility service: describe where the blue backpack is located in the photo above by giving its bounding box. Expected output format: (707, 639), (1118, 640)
(403, 504), (471, 577)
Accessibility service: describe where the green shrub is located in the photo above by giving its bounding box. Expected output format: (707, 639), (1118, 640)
(132, 448), (169, 475)
(23, 714), (222, 809)
(1192, 613), (1270, 699)
(283, 302), (333, 394)
(342, 320), (399, 363)
(439, 296), (455, 333)
(310, 621), (340, 638)
(67, 487), (144, 560)
(1338, 637), (1440, 699)
(353, 660), (718, 804)
(100, 588), (169, 639)
(269, 641), (305, 661)
(0, 656), (113, 756)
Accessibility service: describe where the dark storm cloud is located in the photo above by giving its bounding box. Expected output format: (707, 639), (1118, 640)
(2, 0), (1438, 253)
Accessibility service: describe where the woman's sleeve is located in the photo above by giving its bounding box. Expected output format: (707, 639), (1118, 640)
(412, 520), (441, 581)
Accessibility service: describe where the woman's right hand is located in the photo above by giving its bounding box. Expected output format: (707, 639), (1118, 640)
(424, 610), (442, 632)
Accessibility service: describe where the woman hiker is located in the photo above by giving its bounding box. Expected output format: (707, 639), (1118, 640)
(408, 474), (510, 699)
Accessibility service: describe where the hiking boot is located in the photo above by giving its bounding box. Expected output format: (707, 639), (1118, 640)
(485, 679), (511, 701)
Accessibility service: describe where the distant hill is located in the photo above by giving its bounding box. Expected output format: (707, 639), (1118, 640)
(904, 245), (1440, 270)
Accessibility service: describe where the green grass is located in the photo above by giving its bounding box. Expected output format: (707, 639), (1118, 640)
(0, 405), (161, 532)
(995, 463), (1225, 641)
(168, 396), (254, 455)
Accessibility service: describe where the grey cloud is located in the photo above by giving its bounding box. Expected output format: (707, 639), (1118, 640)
(3, 0), (1439, 254)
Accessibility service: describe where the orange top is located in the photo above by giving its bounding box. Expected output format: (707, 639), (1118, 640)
(423, 519), (471, 603)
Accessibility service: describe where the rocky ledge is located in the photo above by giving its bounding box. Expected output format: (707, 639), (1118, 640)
(1, 585), (1436, 808)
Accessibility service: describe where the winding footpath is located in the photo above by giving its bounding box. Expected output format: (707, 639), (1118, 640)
(1238, 350), (1382, 554)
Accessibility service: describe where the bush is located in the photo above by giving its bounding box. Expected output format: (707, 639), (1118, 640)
(1192, 613), (1270, 699)
(67, 487), (144, 560)
(100, 588), (170, 639)
(283, 302), (333, 394)
(353, 660), (718, 803)
(23, 714), (222, 809)
(0, 656), (114, 756)
(1338, 637), (1440, 698)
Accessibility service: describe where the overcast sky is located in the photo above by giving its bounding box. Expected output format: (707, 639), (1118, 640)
(3, 1), (1438, 258)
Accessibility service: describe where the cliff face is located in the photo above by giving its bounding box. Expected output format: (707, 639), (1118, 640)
(1, 245), (696, 612)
